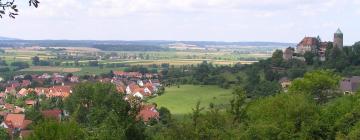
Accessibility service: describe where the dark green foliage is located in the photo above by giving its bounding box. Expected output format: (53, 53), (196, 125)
(158, 107), (172, 125)
(32, 56), (40, 65)
(325, 47), (349, 71)
(229, 87), (247, 123)
(251, 81), (281, 97)
(88, 60), (99, 67)
(289, 70), (341, 103)
(27, 120), (85, 140)
(64, 82), (147, 139)
(0, 127), (9, 140)
(304, 51), (315, 65)
(271, 50), (284, 67)
(11, 61), (29, 69)
(243, 93), (320, 139)
(0, 67), (10, 72)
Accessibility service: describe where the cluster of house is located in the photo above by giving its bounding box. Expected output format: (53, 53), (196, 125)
(283, 28), (343, 61)
(279, 76), (360, 95)
(0, 103), (64, 139)
(112, 71), (161, 100)
(0, 71), (163, 138)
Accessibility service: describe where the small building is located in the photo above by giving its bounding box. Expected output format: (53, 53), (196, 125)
(340, 76), (360, 94)
(0, 114), (32, 132)
(283, 47), (295, 60)
(41, 109), (63, 121)
(279, 77), (291, 89)
(138, 105), (159, 123)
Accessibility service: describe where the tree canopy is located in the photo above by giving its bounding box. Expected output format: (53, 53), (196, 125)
(0, 0), (39, 18)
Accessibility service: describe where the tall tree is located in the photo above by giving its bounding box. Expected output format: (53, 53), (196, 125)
(64, 82), (146, 139)
(271, 50), (284, 67)
(289, 70), (341, 103)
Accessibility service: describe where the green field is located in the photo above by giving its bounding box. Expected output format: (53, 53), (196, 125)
(149, 85), (232, 117)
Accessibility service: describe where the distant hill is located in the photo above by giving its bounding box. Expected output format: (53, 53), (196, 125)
(0, 40), (295, 50)
(0, 36), (19, 40)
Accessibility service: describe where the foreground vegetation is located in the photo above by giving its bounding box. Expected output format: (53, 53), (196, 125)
(17, 70), (360, 140)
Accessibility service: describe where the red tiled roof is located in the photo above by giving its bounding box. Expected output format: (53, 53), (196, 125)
(5, 114), (26, 129)
(18, 88), (29, 96)
(113, 71), (128, 76)
(298, 37), (319, 46)
(21, 80), (31, 87)
(5, 87), (16, 93)
(138, 105), (159, 122)
(4, 103), (14, 110)
(42, 109), (62, 121)
(116, 85), (126, 93)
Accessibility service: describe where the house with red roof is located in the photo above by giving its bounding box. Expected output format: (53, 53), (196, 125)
(113, 71), (128, 77)
(138, 105), (159, 123)
(18, 88), (30, 97)
(0, 114), (32, 132)
(296, 37), (320, 55)
(41, 109), (63, 121)
(5, 86), (16, 94)
(69, 76), (79, 83)
(116, 85), (126, 94)
(21, 80), (31, 87)
(47, 86), (72, 98)
(126, 84), (140, 95)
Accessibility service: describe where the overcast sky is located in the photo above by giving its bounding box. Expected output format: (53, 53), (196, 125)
(0, 0), (359, 44)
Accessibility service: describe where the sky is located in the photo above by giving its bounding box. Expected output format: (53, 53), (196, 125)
(0, 0), (359, 45)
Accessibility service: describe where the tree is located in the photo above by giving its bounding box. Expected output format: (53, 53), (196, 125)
(28, 120), (85, 140)
(271, 50), (284, 67)
(252, 81), (281, 97)
(0, 0), (39, 18)
(64, 82), (146, 139)
(158, 107), (172, 125)
(32, 56), (40, 65)
(0, 127), (9, 140)
(289, 70), (341, 103)
(304, 51), (315, 65)
(243, 93), (319, 139)
(88, 60), (99, 67)
(24, 74), (33, 81)
(229, 87), (247, 123)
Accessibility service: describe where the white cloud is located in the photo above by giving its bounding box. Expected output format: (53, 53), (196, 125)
(2, 0), (359, 44)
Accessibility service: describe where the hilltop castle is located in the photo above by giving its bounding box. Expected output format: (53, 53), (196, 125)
(283, 28), (343, 61)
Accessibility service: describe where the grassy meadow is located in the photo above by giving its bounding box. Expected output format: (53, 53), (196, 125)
(148, 85), (233, 118)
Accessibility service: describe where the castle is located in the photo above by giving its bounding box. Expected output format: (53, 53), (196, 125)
(283, 28), (343, 61)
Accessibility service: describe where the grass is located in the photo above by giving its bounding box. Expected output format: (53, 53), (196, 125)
(73, 67), (127, 75)
(148, 85), (233, 119)
(20, 66), (81, 73)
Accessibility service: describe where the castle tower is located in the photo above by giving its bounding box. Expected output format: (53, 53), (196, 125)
(333, 28), (343, 48)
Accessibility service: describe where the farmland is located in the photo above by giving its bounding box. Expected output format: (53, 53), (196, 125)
(0, 45), (277, 77)
(148, 85), (233, 118)
(20, 66), (81, 73)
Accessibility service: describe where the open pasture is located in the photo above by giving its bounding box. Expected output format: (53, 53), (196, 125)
(148, 85), (233, 117)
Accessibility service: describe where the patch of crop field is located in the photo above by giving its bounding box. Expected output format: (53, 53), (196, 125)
(20, 66), (81, 73)
(148, 85), (232, 118)
(73, 67), (127, 75)
(124, 59), (256, 66)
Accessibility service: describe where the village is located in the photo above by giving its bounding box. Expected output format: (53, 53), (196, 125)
(0, 71), (163, 139)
